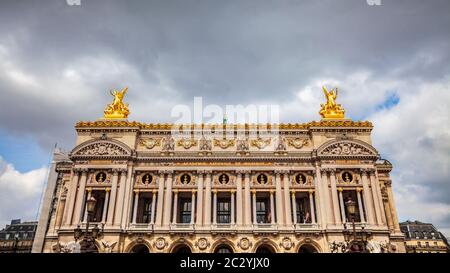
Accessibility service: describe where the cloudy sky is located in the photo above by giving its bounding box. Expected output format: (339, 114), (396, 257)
(0, 0), (449, 235)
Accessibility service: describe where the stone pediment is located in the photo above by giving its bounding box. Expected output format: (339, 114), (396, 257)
(317, 140), (378, 158)
(70, 139), (132, 159)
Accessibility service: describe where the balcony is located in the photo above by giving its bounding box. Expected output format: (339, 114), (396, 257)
(170, 223), (195, 234)
(129, 223), (154, 231)
(252, 223), (278, 235)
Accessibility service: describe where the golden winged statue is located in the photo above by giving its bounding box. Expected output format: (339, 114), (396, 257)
(104, 87), (130, 119)
(319, 86), (345, 119)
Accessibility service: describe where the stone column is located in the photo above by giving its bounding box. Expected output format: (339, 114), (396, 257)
(191, 190), (196, 224)
(132, 190), (140, 224)
(155, 172), (165, 226)
(231, 190), (235, 225)
(338, 188), (346, 223)
(196, 171), (204, 226)
(64, 170), (80, 226)
(291, 191), (297, 224)
(204, 172), (212, 225)
(275, 172), (284, 225)
(72, 170), (88, 224)
(329, 169), (342, 224)
(163, 172), (174, 226)
(283, 172), (292, 226)
(309, 190), (316, 224)
(369, 170), (384, 225)
(113, 169), (127, 227)
(321, 169), (333, 225)
(244, 172), (252, 226)
(101, 188), (110, 223)
(314, 164), (326, 227)
(361, 170), (376, 225)
(252, 190), (257, 225)
(373, 171), (387, 224)
(386, 181), (401, 232)
(172, 190), (178, 224)
(270, 190), (275, 224)
(120, 165), (135, 229)
(236, 172), (243, 226)
(212, 189), (217, 225)
(82, 188), (92, 223)
(150, 190), (157, 225)
(107, 170), (119, 225)
(55, 192), (67, 229)
(356, 188), (366, 223)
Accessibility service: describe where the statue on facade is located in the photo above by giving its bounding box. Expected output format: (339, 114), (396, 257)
(237, 137), (249, 152)
(162, 135), (175, 151)
(319, 86), (345, 119)
(199, 136), (212, 151)
(102, 241), (117, 253)
(275, 136), (287, 151)
(104, 87), (130, 119)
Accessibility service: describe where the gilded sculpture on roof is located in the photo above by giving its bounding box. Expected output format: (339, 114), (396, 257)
(104, 87), (130, 119)
(319, 86), (345, 119)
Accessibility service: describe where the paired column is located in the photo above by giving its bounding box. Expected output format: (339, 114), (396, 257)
(329, 169), (342, 224)
(191, 190), (196, 224)
(102, 189), (110, 223)
(356, 188), (366, 223)
(113, 169), (127, 227)
(369, 170), (384, 225)
(283, 172), (292, 226)
(72, 170), (88, 224)
(212, 189), (217, 225)
(172, 190), (178, 224)
(120, 165), (134, 229)
(64, 170), (80, 226)
(252, 190), (257, 225)
(314, 164), (326, 227)
(230, 190), (235, 225)
(82, 188), (92, 222)
(132, 190), (139, 224)
(204, 172), (212, 225)
(196, 172), (204, 226)
(320, 169), (333, 225)
(270, 190), (275, 224)
(163, 172), (174, 226)
(150, 190), (157, 225)
(155, 172), (165, 226)
(244, 172), (252, 226)
(338, 188), (346, 223)
(236, 172), (243, 226)
(361, 170), (376, 225)
(291, 191), (297, 224)
(309, 190), (316, 224)
(275, 172), (284, 225)
(107, 170), (119, 225)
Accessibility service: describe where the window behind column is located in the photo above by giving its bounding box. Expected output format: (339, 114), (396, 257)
(136, 192), (153, 224)
(83, 190), (106, 222)
(342, 190), (362, 222)
(217, 198), (231, 224)
(295, 192), (311, 224)
(256, 198), (269, 223)
(179, 197), (192, 224)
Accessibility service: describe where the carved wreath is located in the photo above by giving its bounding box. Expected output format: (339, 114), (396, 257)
(139, 138), (161, 149)
(214, 138), (235, 149)
(251, 137), (271, 149)
(177, 138), (198, 149)
(287, 138), (309, 149)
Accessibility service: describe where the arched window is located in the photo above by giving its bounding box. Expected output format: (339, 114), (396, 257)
(298, 244), (318, 253)
(255, 244), (275, 253)
(214, 245), (233, 253)
(130, 244), (150, 253)
(172, 244), (192, 254)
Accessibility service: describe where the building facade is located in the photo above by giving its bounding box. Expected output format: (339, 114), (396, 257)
(0, 219), (37, 253)
(32, 88), (406, 253)
(400, 220), (450, 253)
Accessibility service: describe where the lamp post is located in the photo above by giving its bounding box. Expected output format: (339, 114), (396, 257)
(74, 196), (103, 253)
(344, 197), (369, 253)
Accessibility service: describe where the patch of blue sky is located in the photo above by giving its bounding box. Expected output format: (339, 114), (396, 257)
(0, 129), (51, 173)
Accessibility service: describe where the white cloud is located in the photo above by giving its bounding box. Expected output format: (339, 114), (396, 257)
(0, 156), (47, 228)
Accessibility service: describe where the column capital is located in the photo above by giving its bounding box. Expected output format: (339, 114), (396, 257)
(337, 187), (343, 192)
(152, 189), (158, 194)
(212, 189), (218, 194)
(165, 170), (174, 174)
(86, 187), (92, 193)
(230, 189), (236, 195)
(173, 189), (179, 194)
(105, 187), (111, 192)
(274, 170), (289, 174)
(269, 189), (275, 195)
(191, 189), (197, 194)
(308, 189), (314, 194)
(356, 188), (363, 193)
(158, 170), (165, 175)
(291, 190), (296, 196)
(360, 168), (372, 175)
(251, 189), (256, 195)
(196, 170), (205, 175)
(133, 189), (140, 194)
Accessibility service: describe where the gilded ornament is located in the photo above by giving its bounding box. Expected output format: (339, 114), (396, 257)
(214, 138), (235, 149)
(250, 137), (271, 149)
(319, 86), (345, 119)
(104, 87), (130, 119)
(287, 138), (309, 149)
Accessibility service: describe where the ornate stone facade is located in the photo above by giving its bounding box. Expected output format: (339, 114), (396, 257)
(32, 118), (406, 253)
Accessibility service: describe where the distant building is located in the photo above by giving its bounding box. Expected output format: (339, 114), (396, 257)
(0, 219), (38, 253)
(400, 220), (450, 253)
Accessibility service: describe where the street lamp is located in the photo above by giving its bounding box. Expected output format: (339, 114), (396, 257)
(344, 197), (369, 253)
(73, 196), (103, 253)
